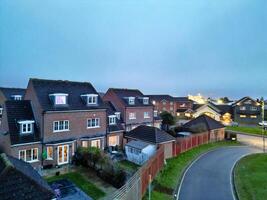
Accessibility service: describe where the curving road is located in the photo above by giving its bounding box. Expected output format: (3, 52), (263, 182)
(177, 146), (261, 200)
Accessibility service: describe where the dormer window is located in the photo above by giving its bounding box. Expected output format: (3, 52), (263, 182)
(109, 115), (116, 125)
(11, 95), (22, 101)
(18, 120), (34, 134)
(0, 108), (2, 115)
(143, 97), (149, 105)
(49, 93), (68, 105)
(128, 97), (135, 105)
(81, 94), (98, 105)
(115, 112), (121, 119)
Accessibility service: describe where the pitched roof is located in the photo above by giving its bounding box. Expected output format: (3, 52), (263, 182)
(213, 104), (233, 115)
(0, 87), (25, 100)
(5, 100), (41, 145)
(108, 88), (153, 107)
(147, 95), (174, 101)
(104, 101), (124, 133)
(173, 97), (191, 102)
(232, 96), (257, 106)
(30, 78), (106, 111)
(125, 125), (175, 144)
(126, 140), (151, 150)
(0, 153), (54, 200)
(182, 115), (225, 133)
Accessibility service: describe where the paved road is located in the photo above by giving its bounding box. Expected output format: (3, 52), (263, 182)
(237, 133), (267, 150)
(177, 147), (261, 200)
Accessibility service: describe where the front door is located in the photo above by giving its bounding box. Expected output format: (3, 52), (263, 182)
(57, 145), (69, 165)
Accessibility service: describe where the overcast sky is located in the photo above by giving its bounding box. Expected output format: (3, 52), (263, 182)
(0, 0), (266, 99)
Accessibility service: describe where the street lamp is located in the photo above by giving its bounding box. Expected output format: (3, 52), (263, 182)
(261, 97), (265, 153)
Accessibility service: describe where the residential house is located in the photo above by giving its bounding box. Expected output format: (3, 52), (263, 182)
(192, 103), (222, 121)
(0, 100), (42, 168)
(214, 104), (233, 125)
(175, 97), (194, 119)
(0, 153), (54, 200)
(24, 78), (107, 167)
(148, 95), (175, 116)
(125, 140), (156, 165)
(104, 101), (124, 151)
(103, 88), (154, 132)
(232, 97), (262, 125)
(0, 87), (25, 126)
(182, 115), (225, 142)
(124, 125), (175, 159)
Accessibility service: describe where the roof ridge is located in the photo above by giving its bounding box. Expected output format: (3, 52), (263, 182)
(30, 78), (93, 85)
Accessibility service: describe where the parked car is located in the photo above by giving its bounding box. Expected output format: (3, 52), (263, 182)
(259, 121), (267, 126)
(223, 121), (239, 127)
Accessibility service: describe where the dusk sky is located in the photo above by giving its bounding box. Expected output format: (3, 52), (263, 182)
(0, 0), (266, 99)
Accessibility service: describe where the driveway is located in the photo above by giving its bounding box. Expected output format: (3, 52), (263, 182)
(177, 146), (261, 200)
(237, 133), (267, 150)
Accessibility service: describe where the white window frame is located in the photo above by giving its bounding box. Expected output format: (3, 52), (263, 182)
(18, 120), (34, 134)
(0, 108), (3, 115)
(19, 148), (38, 163)
(46, 146), (53, 160)
(87, 118), (100, 129)
(143, 97), (149, 105)
(251, 106), (257, 111)
(82, 141), (88, 147)
(129, 112), (136, 120)
(144, 111), (150, 119)
(49, 93), (68, 105)
(12, 95), (22, 100)
(91, 139), (101, 149)
(109, 115), (116, 125)
(128, 97), (135, 105)
(53, 120), (69, 132)
(81, 94), (98, 105)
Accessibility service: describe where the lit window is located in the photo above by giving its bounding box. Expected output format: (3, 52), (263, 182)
(18, 121), (34, 134)
(50, 93), (68, 105)
(129, 112), (136, 120)
(19, 148), (38, 163)
(128, 97), (135, 105)
(143, 97), (149, 105)
(109, 115), (116, 125)
(53, 120), (69, 132)
(87, 118), (100, 128)
(177, 113), (180, 116)
(12, 95), (22, 100)
(240, 115), (247, 118)
(109, 135), (119, 146)
(82, 141), (88, 147)
(240, 106), (246, 111)
(250, 115), (257, 118)
(180, 103), (186, 108)
(144, 112), (150, 119)
(91, 139), (101, 148)
(46, 147), (53, 160)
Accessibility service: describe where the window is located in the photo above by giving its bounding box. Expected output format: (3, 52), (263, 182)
(82, 141), (88, 147)
(88, 95), (98, 104)
(128, 97), (135, 105)
(180, 103), (186, 108)
(240, 115), (247, 118)
(19, 148), (38, 162)
(0, 108), (2, 115)
(109, 115), (116, 125)
(251, 106), (257, 111)
(12, 95), (22, 100)
(240, 106), (246, 111)
(18, 121), (34, 134)
(53, 120), (69, 132)
(87, 118), (100, 128)
(144, 112), (150, 119)
(154, 110), (158, 117)
(170, 101), (173, 105)
(91, 139), (101, 148)
(143, 97), (149, 105)
(128, 147), (140, 155)
(162, 101), (166, 105)
(115, 112), (120, 119)
(250, 115), (257, 118)
(50, 93), (68, 105)
(129, 112), (136, 120)
(46, 147), (53, 160)
(109, 135), (119, 146)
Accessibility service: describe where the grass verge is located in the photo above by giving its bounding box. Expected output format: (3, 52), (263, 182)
(45, 172), (105, 200)
(144, 141), (241, 200)
(234, 153), (267, 200)
(226, 126), (265, 136)
(117, 160), (139, 172)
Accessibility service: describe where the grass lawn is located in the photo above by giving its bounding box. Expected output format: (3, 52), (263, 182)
(144, 141), (241, 200)
(45, 172), (105, 200)
(234, 154), (267, 200)
(226, 126), (266, 136)
(117, 160), (139, 172)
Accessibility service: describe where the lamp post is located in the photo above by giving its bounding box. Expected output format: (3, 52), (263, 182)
(261, 98), (265, 153)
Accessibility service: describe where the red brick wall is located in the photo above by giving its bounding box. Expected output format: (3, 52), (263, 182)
(152, 99), (175, 116)
(125, 107), (153, 125)
(43, 110), (107, 143)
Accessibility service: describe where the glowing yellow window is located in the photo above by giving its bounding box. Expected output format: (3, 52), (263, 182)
(240, 115), (246, 118)
(250, 115), (257, 118)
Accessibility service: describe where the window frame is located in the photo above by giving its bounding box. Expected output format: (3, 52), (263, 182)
(128, 97), (135, 105)
(129, 112), (136, 120)
(53, 120), (70, 132)
(19, 148), (38, 163)
(46, 146), (53, 160)
(87, 118), (100, 129)
(144, 111), (150, 119)
(18, 121), (34, 134)
(143, 97), (149, 105)
(108, 115), (116, 125)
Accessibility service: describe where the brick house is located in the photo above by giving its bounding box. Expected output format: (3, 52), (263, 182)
(148, 95), (176, 116)
(232, 97), (262, 125)
(23, 78), (108, 167)
(175, 97), (194, 118)
(103, 88), (154, 132)
(0, 87), (25, 126)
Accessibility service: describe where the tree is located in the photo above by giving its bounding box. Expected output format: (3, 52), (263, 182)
(160, 111), (176, 131)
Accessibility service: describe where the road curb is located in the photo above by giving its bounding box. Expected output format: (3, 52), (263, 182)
(175, 145), (245, 200)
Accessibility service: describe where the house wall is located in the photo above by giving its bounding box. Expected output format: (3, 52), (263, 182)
(176, 100), (193, 110)
(152, 99), (175, 116)
(43, 110), (107, 143)
(107, 131), (124, 147)
(193, 106), (221, 121)
(233, 101), (261, 124)
(209, 128), (225, 142)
